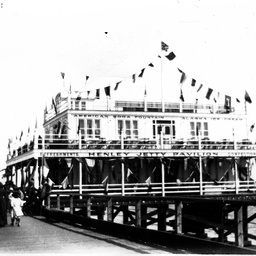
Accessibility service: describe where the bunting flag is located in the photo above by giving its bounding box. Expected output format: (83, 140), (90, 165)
(52, 97), (57, 114)
(86, 76), (89, 81)
(148, 63), (154, 67)
(96, 89), (100, 98)
(191, 79), (196, 87)
(165, 52), (176, 61)
(104, 86), (110, 97)
(77, 122), (81, 135)
(132, 74), (136, 83)
(126, 168), (133, 182)
(236, 98), (240, 103)
(145, 176), (151, 186)
(102, 176), (108, 188)
(250, 123), (255, 132)
(245, 90), (252, 103)
(61, 176), (69, 189)
(19, 131), (23, 141)
(161, 41), (169, 51)
(138, 68), (145, 78)
(177, 68), (186, 84)
(205, 88), (213, 100)
(69, 84), (72, 93)
(114, 81), (122, 90)
(225, 95), (231, 111)
(180, 89), (184, 102)
(197, 84), (203, 92)
(60, 72), (65, 79)
(87, 91), (90, 97)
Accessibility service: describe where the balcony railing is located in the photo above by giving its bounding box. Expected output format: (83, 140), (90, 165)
(8, 135), (256, 159)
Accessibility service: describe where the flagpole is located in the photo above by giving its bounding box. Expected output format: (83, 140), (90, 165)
(245, 100), (249, 138)
(161, 51), (165, 112)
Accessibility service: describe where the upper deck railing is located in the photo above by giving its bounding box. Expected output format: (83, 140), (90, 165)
(44, 97), (234, 122)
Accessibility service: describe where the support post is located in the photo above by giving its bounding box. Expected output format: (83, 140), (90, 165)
(136, 199), (141, 227)
(107, 198), (113, 222)
(161, 159), (165, 196)
(121, 159), (125, 196)
(86, 197), (91, 218)
(158, 204), (167, 231)
(69, 195), (74, 214)
(175, 201), (182, 234)
(234, 158), (239, 194)
(57, 194), (60, 209)
(199, 156), (203, 195)
(235, 205), (244, 247)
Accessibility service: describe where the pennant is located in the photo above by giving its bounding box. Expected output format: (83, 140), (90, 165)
(165, 52), (176, 61)
(52, 97), (57, 113)
(114, 81), (122, 91)
(177, 68), (186, 84)
(145, 176), (151, 186)
(77, 122), (81, 135)
(60, 72), (65, 79)
(102, 176), (108, 188)
(245, 90), (252, 103)
(144, 88), (147, 97)
(87, 91), (90, 97)
(19, 131), (23, 141)
(148, 63), (154, 67)
(197, 84), (203, 92)
(225, 95), (231, 111)
(96, 89), (100, 98)
(61, 176), (69, 189)
(205, 88), (213, 100)
(161, 41), (169, 51)
(250, 123), (255, 132)
(138, 68), (145, 78)
(236, 98), (240, 103)
(191, 79), (196, 87)
(180, 89), (184, 102)
(86, 76), (89, 81)
(132, 74), (136, 83)
(104, 86), (110, 97)
(126, 168), (133, 182)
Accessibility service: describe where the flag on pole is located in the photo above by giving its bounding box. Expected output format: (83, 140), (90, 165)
(60, 72), (65, 79)
(165, 52), (176, 61)
(245, 90), (252, 103)
(161, 41), (169, 51)
(104, 86), (110, 97)
(148, 63), (154, 67)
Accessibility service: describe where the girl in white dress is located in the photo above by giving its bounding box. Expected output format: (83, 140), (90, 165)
(10, 191), (25, 226)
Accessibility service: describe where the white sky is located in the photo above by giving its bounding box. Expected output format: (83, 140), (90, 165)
(1, 0), (256, 170)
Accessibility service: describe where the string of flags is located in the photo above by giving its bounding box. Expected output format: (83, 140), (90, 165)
(59, 41), (252, 106)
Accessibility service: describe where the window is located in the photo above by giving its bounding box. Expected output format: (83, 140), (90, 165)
(118, 120), (138, 139)
(153, 120), (176, 139)
(78, 119), (101, 139)
(190, 121), (209, 137)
